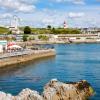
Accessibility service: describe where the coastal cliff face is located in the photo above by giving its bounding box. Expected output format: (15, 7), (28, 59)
(0, 79), (94, 100)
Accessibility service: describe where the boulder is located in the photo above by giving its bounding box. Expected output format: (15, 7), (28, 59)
(42, 79), (94, 100)
(0, 89), (43, 100)
(15, 88), (43, 100)
(0, 79), (94, 100)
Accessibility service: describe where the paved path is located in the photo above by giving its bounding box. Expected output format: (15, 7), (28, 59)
(0, 49), (55, 60)
(0, 50), (33, 59)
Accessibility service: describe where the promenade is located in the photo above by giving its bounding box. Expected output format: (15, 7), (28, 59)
(0, 49), (32, 59)
(0, 49), (56, 68)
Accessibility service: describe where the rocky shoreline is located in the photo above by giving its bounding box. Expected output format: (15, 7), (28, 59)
(0, 79), (94, 100)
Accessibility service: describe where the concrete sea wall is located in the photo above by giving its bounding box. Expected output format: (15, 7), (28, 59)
(0, 49), (56, 68)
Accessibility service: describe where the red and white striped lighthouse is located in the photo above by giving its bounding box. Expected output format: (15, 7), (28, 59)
(63, 21), (67, 29)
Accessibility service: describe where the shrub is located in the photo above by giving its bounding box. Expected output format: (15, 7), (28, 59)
(24, 26), (31, 34)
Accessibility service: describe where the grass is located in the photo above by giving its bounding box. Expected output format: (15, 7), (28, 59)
(0, 27), (9, 34)
(0, 26), (81, 34)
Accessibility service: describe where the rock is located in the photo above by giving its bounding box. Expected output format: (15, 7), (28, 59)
(0, 79), (94, 100)
(15, 88), (43, 100)
(42, 79), (94, 100)
(0, 89), (43, 100)
(0, 92), (14, 100)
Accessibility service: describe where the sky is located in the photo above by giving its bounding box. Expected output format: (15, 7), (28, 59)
(0, 0), (100, 28)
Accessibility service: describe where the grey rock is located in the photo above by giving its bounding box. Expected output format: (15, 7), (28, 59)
(0, 79), (94, 100)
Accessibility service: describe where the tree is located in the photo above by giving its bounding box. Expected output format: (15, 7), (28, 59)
(38, 35), (49, 41)
(23, 35), (28, 41)
(51, 27), (56, 34)
(7, 31), (12, 34)
(24, 26), (31, 34)
(28, 36), (35, 41)
(47, 25), (51, 29)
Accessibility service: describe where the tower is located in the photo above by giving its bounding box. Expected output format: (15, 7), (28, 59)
(9, 15), (20, 34)
(10, 15), (19, 29)
(63, 21), (67, 29)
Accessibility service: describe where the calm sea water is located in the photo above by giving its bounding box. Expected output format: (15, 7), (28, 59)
(0, 44), (100, 99)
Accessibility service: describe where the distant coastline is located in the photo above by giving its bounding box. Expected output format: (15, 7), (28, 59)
(17, 39), (100, 46)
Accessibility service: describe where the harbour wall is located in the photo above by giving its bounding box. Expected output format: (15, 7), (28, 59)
(0, 49), (56, 68)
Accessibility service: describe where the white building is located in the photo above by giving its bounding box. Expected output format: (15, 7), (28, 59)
(80, 27), (100, 34)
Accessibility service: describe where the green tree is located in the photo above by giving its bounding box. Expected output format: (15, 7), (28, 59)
(47, 25), (51, 29)
(28, 36), (35, 40)
(71, 29), (80, 34)
(23, 35), (28, 41)
(38, 35), (49, 41)
(24, 26), (31, 34)
(51, 27), (56, 34)
(7, 31), (12, 34)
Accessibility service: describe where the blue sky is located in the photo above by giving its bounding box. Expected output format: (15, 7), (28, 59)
(0, 0), (100, 28)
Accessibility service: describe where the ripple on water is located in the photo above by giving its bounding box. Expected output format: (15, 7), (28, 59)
(0, 44), (100, 100)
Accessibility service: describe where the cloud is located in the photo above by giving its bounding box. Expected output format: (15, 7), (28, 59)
(0, 13), (13, 27)
(0, 0), (99, 28)
(0, 0), (36, 13)
(68, 12), (85, 18)
(20, 0), (38, 4)
(42, 18), (54, 25)
(0, 9), (100, 28)
(73, 0), (85, 5)
(19, 9), (68, 27)
(0, 13), (12, 19)
(26, 9), (100, 28)
(51, 0), (85, 5)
